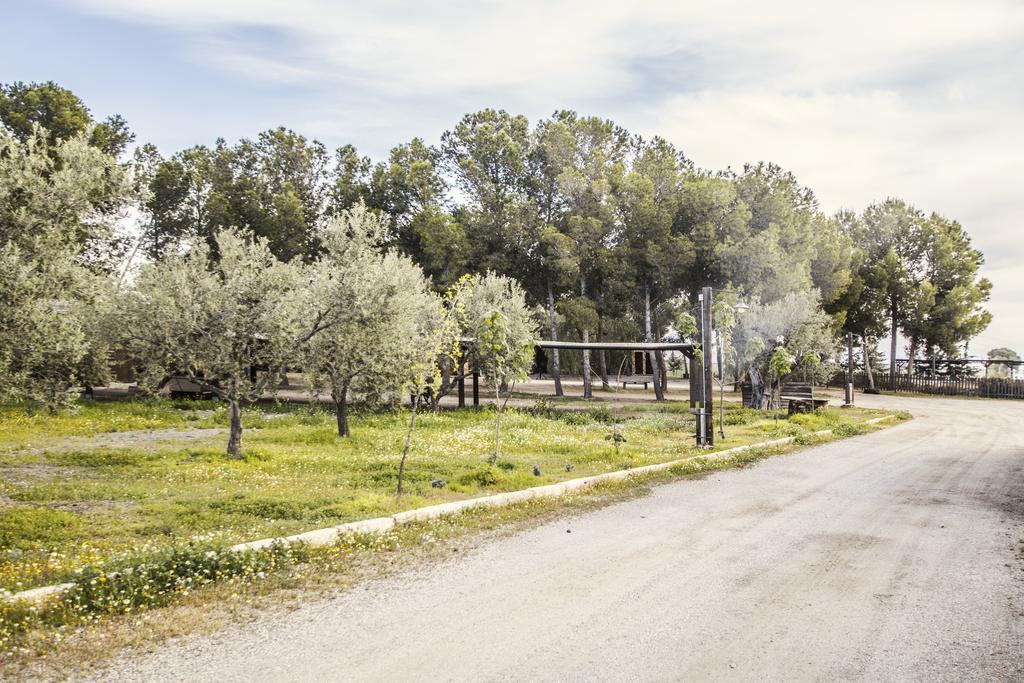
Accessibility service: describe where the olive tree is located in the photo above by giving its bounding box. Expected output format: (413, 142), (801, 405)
(0, 245), (93, 410)
(303, 203), (442, 437)
(120, 230), (307, 458)
(395, 285), (460, 497)
(767, 345), (795, 412)
(0, 126), (132, 270)
(0, 126), (131, 410)
(987, 348), (1020, 380)
(453, 272), (537, 462)
(734, 290), (834, 409)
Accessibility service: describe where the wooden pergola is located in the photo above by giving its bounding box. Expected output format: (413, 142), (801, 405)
(457, 287), (718, 445)
(457, 341), (698, 405)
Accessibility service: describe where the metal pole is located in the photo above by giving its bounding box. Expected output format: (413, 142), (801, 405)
(845, 332), (854, 407)
(700, 287), (715, 446)
(717, 330), (725, 440)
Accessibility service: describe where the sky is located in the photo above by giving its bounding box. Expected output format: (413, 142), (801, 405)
(4, 0), (1022, 355)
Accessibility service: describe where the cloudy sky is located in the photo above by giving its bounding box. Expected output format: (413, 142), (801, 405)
(6, 0), (1022, 353)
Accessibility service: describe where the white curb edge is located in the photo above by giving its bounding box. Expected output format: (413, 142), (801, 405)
(2, 414), (898, 605)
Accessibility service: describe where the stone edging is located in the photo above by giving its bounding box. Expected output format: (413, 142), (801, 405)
(3, 414), (897, 604)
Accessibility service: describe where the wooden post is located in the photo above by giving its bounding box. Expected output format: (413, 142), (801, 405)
(472, 370), (480, 407)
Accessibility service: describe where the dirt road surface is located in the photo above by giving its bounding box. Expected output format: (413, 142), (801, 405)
(89, 393), (1024, 681)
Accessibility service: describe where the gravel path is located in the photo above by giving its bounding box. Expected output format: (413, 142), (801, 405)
(87, 394), (1024, 681)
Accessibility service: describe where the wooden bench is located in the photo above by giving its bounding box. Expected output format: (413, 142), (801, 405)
(160, 376), (217, 400)
(780, 382), (828, 414)
(621, 374), (655, 389)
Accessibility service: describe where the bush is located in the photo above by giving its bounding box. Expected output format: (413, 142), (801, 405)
(524, 401), (611, 426)
(65, 542), (307, 615)
(0, 541), (306, 651)
(633, 413), (686, 433)
(722, 408), (762, 426)
(48, 449), (157, 467)
(588, 405), (613, 424)
(209, 497), (329, 521)
(794, 432), (820, 446)
(526, 396), (558, 420)
(787, 410), (841, 431)
(0, 507), (83, 549)
(559, 411), (594, 426)
(832, 423), (868, 438)
(457, 467), (499, 487)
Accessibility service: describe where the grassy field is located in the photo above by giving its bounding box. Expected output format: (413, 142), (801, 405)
(0, 396), (894, 594)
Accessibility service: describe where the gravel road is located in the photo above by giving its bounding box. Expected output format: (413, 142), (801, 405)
(89, 394), (1024, 681)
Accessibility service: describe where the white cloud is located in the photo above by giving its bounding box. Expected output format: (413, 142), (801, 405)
(67, 0), (1024, 93)
(64, 0), (1024, 351)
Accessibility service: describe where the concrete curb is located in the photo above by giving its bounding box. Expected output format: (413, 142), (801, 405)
(2, 413), (899, 605)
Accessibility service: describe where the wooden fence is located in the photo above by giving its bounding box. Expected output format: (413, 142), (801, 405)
(871, 371), (1024, 399)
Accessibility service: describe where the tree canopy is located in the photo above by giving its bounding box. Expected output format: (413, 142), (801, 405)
(0, 80), (134, 157)
(0, 82), (999, 420)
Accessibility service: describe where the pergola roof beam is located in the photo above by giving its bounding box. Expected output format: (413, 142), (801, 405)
(535, 340), (694, 352)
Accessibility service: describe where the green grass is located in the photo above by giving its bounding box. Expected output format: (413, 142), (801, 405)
(0, 397), (893, 594)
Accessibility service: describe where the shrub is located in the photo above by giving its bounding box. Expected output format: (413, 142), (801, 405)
(588, 405), (613, 424)
(786, 413), (820, 429)
(633, 413), (685, 433)
(0, 541), (306, 651)
(832, 423), (867, 438)
(788, 409), (841, 431)
(209, 497), (328, 521)
(457, 467), (499, 487)
(526, 396), (557, 420)
(559, 411), (594, 426)
(723, 408), (762, 426)
(0, 507), (83, 549)
(65, 542), (307, 615)
(48, 449), (157, 468)
(794, 432), (820, 446)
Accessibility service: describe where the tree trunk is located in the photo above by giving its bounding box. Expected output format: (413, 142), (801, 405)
(889, 299), (898, 388)
(580, 278), (592, 399)
(596, 315), (610, 390)
(435, 359), (451, 414)
(644, 283), (665, 401)
(492, 373), (502, 462)
(863, 338), (876, 390)
(226, 395), (243, 458)
(397, 396), (418, 496)
(546, 280), (564, 397)
(334, 382), (350, 437)
(749, 366), (766, 410)
(908, 338), (917, 377)
(657, 351), (668, 394)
